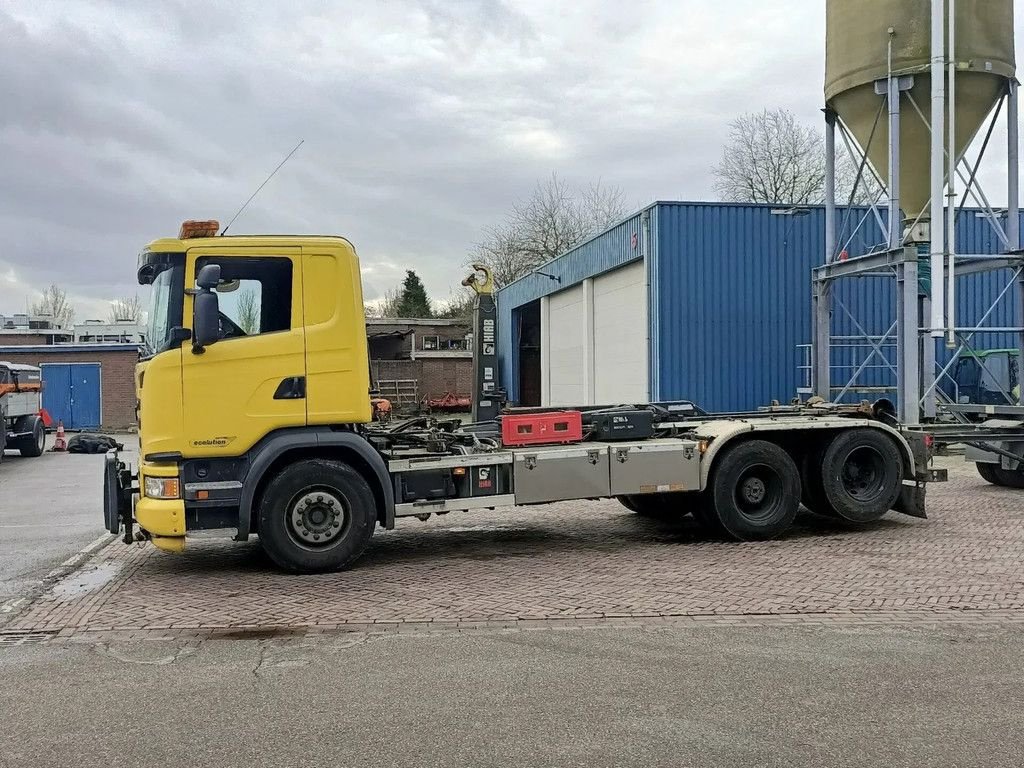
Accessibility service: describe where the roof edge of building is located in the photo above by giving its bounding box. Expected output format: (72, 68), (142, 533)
(0, 344), (141, 354)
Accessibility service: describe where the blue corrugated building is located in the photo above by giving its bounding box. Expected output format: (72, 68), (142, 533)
(496, 201), (1020, 412)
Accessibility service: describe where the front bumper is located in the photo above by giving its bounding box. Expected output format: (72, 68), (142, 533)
(103, 453), (187, 552)
(134, 496), (186, 537)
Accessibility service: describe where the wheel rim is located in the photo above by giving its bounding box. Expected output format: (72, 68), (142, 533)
(35, 425), (44, 451)
(287, 488), (349, 548)
(840, 446), (886, 502)
(733, 463), (782, 522)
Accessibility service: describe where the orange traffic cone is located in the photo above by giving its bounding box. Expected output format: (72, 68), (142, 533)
(52, 421), (67, 452)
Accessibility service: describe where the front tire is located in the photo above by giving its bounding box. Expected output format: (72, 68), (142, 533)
(257, 459), (377, 573)
(708, 440), (801, 541)
(17, 416), (45, 457)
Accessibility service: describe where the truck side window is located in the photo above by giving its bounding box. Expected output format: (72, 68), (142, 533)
(196, 257), (292, 338)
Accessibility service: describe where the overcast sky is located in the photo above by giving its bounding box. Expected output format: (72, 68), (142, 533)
(2, 1), (1021, 320)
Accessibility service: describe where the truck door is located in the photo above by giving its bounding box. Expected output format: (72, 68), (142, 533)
(181, 247), (305, 457)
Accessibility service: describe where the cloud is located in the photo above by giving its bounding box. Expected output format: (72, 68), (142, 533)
(2, 0), (1020, 319)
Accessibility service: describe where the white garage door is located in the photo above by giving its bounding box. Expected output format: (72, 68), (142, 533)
(546, 284), (585, 406)
(593, 260), (647, 403)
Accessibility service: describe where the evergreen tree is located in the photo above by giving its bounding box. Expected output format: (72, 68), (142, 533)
(395, 270), (433, 318)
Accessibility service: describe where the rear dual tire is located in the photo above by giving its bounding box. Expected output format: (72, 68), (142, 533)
(704, 440), (801, 540)
(803, 429), (904, 523)
(978, 462), (1024, 488)
(618, 493), (689, 519)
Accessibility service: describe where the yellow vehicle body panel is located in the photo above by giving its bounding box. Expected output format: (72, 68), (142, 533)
(135, 234), (371, 462)
(151, 536), (186, 553)
(135, 497), (185, 537)
(181, 245), (305, 457)
(136, 354), (184, 460)
(303, 248), (371, 425)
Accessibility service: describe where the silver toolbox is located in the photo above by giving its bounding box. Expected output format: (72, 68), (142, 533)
(512, 444), (611, 504)
(608, 439), (701, 496)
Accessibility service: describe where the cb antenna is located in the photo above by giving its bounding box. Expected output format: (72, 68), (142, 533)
(220, 138), (305, 235)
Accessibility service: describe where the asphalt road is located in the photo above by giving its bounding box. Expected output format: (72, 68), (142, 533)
(0, 437), (133, 606)
(2, 623), (1022, 767)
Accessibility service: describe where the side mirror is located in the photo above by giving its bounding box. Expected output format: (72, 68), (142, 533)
(196, 263), (221, 290)
(191, 264), (222, 353)
(193, 292), (220, 351)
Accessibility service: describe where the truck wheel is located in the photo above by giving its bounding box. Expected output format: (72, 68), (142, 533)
(257, 459), (377, 573)
(819, 429), (903, 523)
(690, 494), (721, 534)
(976, 462), (1003, 486)
(800, 442), (835, 516)
(617, 495), (641, 513)
(708, 440), (800, 540)
(17, 416), (45, 457)
(618, 494), (688, 519)
(993, 467), (1024, 489)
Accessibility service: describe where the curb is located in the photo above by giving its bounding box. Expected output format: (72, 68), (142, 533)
(0, 533), (116, 628)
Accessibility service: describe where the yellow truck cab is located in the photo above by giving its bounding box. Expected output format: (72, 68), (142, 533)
(107, 221), (393, 570)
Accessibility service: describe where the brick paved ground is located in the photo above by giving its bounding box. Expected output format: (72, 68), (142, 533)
(4, 456), (1023, 640)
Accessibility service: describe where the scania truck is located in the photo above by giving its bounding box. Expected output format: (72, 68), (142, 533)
(104, 221), (945, 573)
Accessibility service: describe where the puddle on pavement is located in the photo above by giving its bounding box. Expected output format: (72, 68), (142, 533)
(51, 562), (122, 599)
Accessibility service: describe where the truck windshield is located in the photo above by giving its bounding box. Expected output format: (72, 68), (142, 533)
(142, 264), (184, 359)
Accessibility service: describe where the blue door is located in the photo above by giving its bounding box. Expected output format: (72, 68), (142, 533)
(41, 363), (102, 429)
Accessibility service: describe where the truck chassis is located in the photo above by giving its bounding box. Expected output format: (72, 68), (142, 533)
(106, 399), (943, 573)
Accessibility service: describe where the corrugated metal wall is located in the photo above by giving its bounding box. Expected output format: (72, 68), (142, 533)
(653, 203), (1021, 410)
(497, 213), (644, 402)
(497, 202), (1021, 411)
(653, 203), (832, 409)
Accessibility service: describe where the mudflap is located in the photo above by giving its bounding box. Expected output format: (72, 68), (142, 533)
(894, 469), (946, 519)
(103, 452), (136, 537)
(894, 481), (928, 519)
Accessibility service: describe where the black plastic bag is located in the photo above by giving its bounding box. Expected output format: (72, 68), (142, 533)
(67, 433), (123, 454)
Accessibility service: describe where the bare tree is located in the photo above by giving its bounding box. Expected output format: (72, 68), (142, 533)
(236, 289), (259, 334)
(364, 288), (403, 319)
(31, 284), (75, 328)
(436, 288), (476, 321)
(109, 295), (142, 323)
(714, 109), (826, 204)
(473, 173), (628, 288)
(713, 108), (879, 206)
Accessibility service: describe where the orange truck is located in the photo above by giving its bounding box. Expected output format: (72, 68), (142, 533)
(0, 362), (46, 462)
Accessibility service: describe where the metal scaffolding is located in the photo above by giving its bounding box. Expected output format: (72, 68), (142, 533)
(812, 55), (1024, 426)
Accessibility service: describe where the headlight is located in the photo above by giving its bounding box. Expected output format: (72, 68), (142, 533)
(144, 476), (180, 499)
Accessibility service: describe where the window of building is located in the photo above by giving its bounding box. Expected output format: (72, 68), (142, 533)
(422, 335), (439, 350)
(195, 257), (292, 340)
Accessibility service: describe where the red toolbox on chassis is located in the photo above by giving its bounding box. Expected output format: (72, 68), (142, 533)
(501, 411), (583, 447)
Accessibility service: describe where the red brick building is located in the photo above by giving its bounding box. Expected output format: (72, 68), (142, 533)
(0, 345), (139, 430)
(366, 318), (473, 410)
